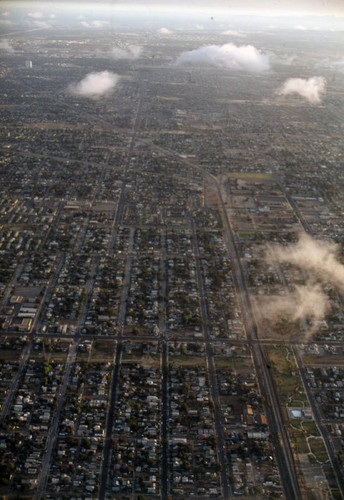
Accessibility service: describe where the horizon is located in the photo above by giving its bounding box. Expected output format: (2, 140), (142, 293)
(2, 0), (344, 18)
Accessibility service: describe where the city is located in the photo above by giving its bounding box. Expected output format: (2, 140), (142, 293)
(0, 7), (344, 499)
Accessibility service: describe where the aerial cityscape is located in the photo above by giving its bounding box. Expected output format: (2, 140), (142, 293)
(0, 1), (344, 498)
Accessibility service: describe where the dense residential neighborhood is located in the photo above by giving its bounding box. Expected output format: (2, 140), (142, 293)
(0, 10), (344, 500)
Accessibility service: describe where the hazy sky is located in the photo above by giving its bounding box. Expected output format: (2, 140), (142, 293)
(2, 0), (344, 16)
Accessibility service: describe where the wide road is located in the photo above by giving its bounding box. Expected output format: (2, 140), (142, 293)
(191, 217), (231, 499)
(161, 341), (169, 500)
(0, 339), (32, 425)
(77, 258), (98, 333)
(159, 227), (169, 500)
(99, 224), (135, 498)
(0, 261), (25, 312)
(98, 342), (122, 500)
(35, 339), (78, 499)
(32, 252), (65, 334)
(108, 86), (144, 253)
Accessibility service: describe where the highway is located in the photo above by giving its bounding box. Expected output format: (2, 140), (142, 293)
(117, 228), (135, 330)
(99, 233), (134, 498)
(99, 221), (135, 499)
(159, 227), (169, 500)
(161, 341), (169, 500)
(0, 261), (25, 312)
(99, 86), (145, 499)
(108, 86), (144, 253)
(35, 339), (78, 500)
(40, 200), (65, 250)
(32, 252), (65, 334)
(77, 258), (99, 333)
(158, 228), (167, 335)
(191, 217), (231, 499)
(75, 215), (90, 253)
(0, 339), (32, 425)
(98, 341), (122, 500)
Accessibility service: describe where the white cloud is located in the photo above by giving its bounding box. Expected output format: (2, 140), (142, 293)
(283, 55), (297, 65)
(33, 21), (52, 29)
(259, 282), (330, 326)
(93, 20), (109, 28)
(68, 71), (120, 98)
(267, 233), (344, 292)
(294, 24), (307, 30)
(80, 20), (109, 28)
(260, 232), (344, 339)
(277, 76), (326, 103)
(333, 57), (344, 72)
(0, 39), (14, 53)
(317, 57), (344, 74)
(273, 54), (297, 66)
(28, 12), (44, 19)
(221, 30), (245, 37)
(1, 12), (10, 17)
(176, 43), (270, 72)
(158, 27), (173, 35)
(111, 45), (142, 60)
